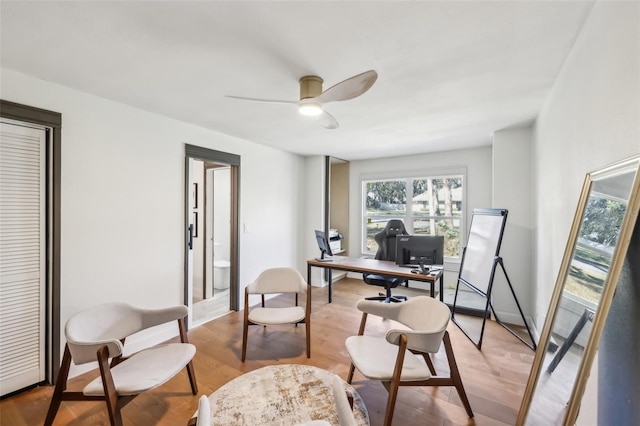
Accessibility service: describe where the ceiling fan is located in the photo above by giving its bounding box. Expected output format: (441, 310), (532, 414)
(226, 70), (378, 129)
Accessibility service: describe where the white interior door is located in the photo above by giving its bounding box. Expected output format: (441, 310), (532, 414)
(0, 120), (47, 396)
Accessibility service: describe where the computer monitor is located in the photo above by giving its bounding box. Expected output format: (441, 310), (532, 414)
(314, 230), (333, 260)
(395, 235), (444, 266)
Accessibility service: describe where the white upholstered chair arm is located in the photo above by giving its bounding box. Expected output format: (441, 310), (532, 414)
(330, 375), (357, 426)
(139, 305), (188, 329)
(64, 304), (188, 365)
(66, 338), (124, 365)
(355, 298), (403, 321)
(358, 296), (450, 330)
(195, 395), (211, 426)
(386, 328), (445, 354)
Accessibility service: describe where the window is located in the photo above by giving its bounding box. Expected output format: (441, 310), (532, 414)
(362, 174), (464, 260)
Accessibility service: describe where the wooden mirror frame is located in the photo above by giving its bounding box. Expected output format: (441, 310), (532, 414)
(517, 155), (640, 425)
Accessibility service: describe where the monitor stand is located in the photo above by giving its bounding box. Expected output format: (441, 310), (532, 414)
(314, 256), (333, 262)
(315, 251), (333, 262)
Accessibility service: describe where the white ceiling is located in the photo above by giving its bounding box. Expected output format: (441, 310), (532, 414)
(0, 1), (594, 161)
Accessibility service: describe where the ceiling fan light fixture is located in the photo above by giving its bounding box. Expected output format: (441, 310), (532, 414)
(226, 70), (377, 129)
(299, 103), (323, 116)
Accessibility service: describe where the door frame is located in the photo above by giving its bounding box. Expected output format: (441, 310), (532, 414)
(0, 100), (62, 384)
(184, 144), (240, 323)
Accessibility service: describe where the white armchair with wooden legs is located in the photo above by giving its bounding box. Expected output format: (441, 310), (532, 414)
(345, 296), (473, 426)
(242, 267), (311, 361)
(45, 303), (198, 426)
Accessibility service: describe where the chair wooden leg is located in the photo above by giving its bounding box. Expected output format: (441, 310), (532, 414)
(422, 353), (437, 376)
(443, 331), (474, 418)
(384, 334), (408, 426)
(178, 318), (198, 394)
(383, 382), (400, 426)
(44, 344), (72, 426)
(357, 312), (368, 336)
(305, 287), (311, 358)
(347, 363), (356, 384)
(186, 360), (198, 394)
(242, 290), (250, 361)
(241, 323), (248, 361)
(97, 346), (123, 426)
(347, 312), (367, 385)
(305, 319), (311, 358)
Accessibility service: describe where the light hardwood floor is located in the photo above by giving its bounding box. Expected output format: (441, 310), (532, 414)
(0, 278), (535, 425)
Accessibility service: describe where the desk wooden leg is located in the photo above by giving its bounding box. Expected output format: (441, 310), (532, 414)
(439, 274), (444, 302)
(328, 269), (333, 303)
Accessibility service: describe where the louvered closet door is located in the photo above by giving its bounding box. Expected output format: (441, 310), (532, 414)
(0, 121), (46, 396)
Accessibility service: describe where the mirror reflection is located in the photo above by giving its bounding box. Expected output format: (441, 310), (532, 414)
(525, 166), (636, 425)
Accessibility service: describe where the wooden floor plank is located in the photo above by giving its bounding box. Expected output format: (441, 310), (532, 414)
(0, 278), (533, 425)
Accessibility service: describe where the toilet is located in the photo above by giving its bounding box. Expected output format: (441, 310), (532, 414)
(213, 260), (231, 290)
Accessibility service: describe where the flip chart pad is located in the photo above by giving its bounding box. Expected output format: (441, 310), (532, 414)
(459, 209), (508, 294)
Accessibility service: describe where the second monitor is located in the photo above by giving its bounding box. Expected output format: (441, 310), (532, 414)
(395, 235), (444, 266)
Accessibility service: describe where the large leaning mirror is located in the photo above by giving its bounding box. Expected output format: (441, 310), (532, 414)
(517, 155), (640, 425)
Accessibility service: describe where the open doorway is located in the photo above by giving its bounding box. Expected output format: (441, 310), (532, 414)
(191, 160), (232, 324)
(185, 145), (239, 328)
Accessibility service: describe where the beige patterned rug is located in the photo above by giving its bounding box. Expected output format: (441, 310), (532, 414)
(202, 364), (369, 425)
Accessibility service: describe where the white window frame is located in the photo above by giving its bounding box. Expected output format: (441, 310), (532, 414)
(360, 167), (467, 261)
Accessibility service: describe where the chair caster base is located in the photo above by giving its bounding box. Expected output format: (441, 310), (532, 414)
(365, 295), (407, 303)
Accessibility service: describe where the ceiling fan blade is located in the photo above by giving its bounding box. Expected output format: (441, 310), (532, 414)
(316, 110), (339, 130)
(225, 95), (297, 105)
(315, 70), (378, 104)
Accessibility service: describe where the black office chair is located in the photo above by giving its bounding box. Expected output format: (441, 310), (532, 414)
(363, 219), (408, 303)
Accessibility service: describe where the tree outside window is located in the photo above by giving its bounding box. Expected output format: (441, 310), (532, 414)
(564, 195), (627, 303)
(363, 175), (463, 259)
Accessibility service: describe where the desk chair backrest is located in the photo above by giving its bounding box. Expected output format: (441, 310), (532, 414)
(65, 303), (189, 364)
(374, 219), (408, 262)
(47, 303), (197, 426)
(365, 220), (409, 303)
(246, 267), (307, 295)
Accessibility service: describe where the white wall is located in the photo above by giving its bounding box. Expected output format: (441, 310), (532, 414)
(213, 167), (231, 265)
(0, 68), (306, 373)
(532, 1), (640, 331)
(303, 156), (327, 285)
(493, 126), (533, 324)
(531, 2), (639, 421)
(347, 146), (493, 289)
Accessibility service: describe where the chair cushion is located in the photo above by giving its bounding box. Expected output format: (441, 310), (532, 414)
(248, 306), (306, 325)
(363, 274), (403, 288)
(345, 335), (431, 381)
(83, 343), (196, 396)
